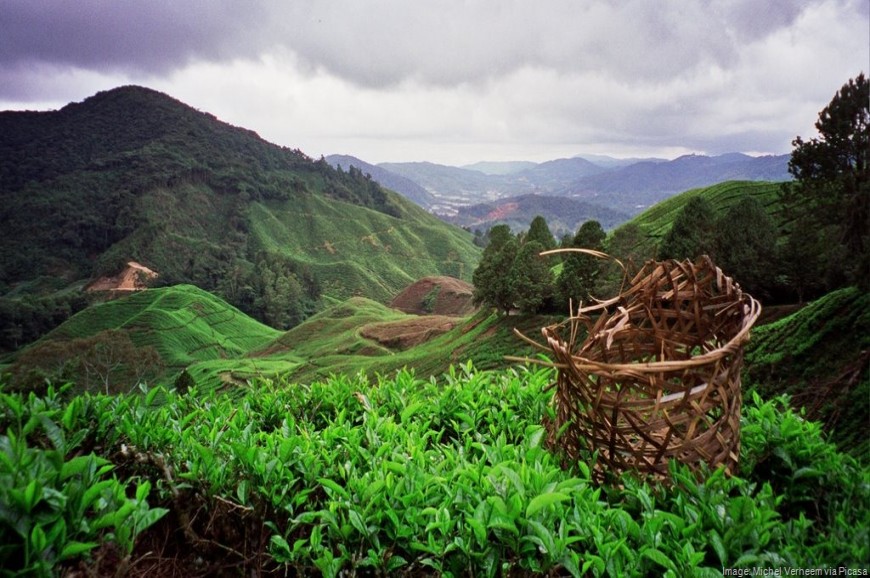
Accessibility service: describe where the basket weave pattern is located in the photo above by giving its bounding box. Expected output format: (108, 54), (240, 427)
(528, 255), (760, 482)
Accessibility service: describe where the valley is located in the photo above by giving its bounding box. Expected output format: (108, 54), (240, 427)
(329, 151), (790, 231)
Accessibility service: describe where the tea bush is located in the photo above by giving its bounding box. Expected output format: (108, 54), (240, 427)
(1, 365), (867, 576)
(0, 386), (167, 576)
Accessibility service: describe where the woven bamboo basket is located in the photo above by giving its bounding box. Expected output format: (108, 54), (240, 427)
(515, 251), (761, 482)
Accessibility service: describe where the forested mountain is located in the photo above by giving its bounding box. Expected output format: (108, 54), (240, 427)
(0, 86), (481, 349)
(515, 156), (606, 188)
(378, 161), (530, 214)
(460, 160), (537, 174)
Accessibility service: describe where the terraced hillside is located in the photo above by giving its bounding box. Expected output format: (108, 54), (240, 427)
(3, 285), (282, 391)
(613, 180), (784, 254)
(246, 194), (476, 302)
(244, 297), (550, 386)
(3, 284), (550, 393)
(744, 286), (870, 459)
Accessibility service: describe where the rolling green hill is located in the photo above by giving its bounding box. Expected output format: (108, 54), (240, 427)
(245, 194), (476, 302)
(2, 285), (283, 391)
(616, 180), (783, 246)
(0, 86), (481, 349)
(203, 296), (553, 388)
(40, 284), (281, 367)
(3, 284), (551, 394)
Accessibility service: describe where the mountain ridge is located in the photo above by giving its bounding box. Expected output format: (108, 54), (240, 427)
(342, 152), (790, 223)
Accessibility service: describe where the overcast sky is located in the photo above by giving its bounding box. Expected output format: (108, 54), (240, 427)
(1, 0), (867, 165)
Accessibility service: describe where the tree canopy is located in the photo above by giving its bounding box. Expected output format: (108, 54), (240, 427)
(557, 220), (606, 309)
(472, 218), (561, 314)
(713, 197), (778, 300)
(781, 73), (869, 289)
(526, 215), (557, 251)
(472, 227), (520, 314)
(657, 196), (716, 261)
(509, 240), (553, 314)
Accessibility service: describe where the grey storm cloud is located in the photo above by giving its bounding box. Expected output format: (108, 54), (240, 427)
(1, 0), (867, 163)
(0, 0), (840, 89)
(0, 1), (271, 73)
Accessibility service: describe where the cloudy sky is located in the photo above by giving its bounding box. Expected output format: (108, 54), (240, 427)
(1, 1), (867, 165)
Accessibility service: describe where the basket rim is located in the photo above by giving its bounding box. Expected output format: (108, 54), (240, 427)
(543, 294), (760, 374)
(510, 254), (762, 374)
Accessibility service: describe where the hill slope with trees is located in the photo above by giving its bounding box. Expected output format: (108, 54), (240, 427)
(0, 86), (481, 350)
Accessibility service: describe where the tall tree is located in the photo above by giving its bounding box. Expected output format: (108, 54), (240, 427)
(509, 240), (553, 314)
(557, 220), (606, 309)
(526, 215), (557, 251)
(473, 227), (518, 313)
(713, 197), (779, 300)
(781, 73), (869, 289)
(484, 224), (513, 253)
(657, 196), (716, 261)
(779, 216), (834, 303)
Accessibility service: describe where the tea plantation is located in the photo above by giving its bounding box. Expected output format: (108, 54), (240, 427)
(1, 363), (867, 576)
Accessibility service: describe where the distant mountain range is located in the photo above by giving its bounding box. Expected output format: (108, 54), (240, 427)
(327, 152), (791, 229)
(561, 152), (791, 213)
(327, 154), (436, 208)
(460, 160), (538, 175)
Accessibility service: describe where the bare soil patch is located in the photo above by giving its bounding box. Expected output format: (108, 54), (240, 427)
(390, 276), (476, 316)
(86, 261), (158, 292)
(360, 316), (461, 350)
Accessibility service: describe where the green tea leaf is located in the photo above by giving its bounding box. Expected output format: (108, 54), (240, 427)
(270, 534), (291, 557)
(641, 547), (675, 572)
(61, 455), (92, 480)
(30, 524), (47, 555)
(318, 478), (348, 499)
(60, 541), (99, 560)
(135, 480), (152, 502)
(134, 507), (168, 533)
(709, 530), (727, 565)
(24, 479), (40, 513)
(38, 415), (65, 452)
(386, 554), (408, 572)
(526, 491), (570, 518)
(348, 509), (368, 537)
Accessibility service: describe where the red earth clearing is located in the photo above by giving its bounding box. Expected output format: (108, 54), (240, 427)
(86, 261), (158, 292)
(389, 276), (477, 316)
